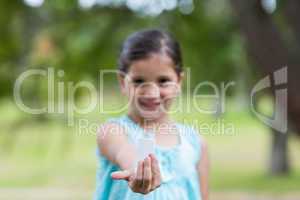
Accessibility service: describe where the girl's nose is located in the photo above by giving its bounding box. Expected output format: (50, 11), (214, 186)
(141, 82), (160, 97)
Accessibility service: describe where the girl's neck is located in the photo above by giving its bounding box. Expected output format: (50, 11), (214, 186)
(127, 111), (173, 131)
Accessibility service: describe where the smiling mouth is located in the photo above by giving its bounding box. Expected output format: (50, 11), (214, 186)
(138, 100), (161, 110)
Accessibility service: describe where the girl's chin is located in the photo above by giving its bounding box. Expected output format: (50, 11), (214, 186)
(134, 103), (169, 119)
(138, 109), (162, 120)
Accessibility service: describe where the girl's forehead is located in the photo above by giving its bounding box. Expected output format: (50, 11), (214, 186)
(127, 54), (177, 77)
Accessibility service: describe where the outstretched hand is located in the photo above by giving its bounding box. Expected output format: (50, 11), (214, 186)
(111, 153), (162, 195)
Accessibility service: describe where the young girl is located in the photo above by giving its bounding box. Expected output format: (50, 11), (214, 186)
(94, 29), (209, 200)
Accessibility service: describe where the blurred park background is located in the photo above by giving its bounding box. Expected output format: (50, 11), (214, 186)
(1, 0), (300, 199)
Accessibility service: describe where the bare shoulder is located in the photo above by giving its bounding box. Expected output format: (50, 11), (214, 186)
(197, 134), (209, 169)
(199, 135), (208, 152)
(189, 125), (208, 152)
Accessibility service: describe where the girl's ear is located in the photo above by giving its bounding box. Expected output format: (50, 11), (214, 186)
(177, 71), (184, 85)
(176, 71), (184, 96)
(117, 72), (127, 95)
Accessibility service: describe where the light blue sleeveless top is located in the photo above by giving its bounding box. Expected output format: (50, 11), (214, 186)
(93, 114), (202, 200)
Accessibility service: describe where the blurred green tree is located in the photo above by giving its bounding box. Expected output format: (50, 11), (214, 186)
(231, 0), (300, 175)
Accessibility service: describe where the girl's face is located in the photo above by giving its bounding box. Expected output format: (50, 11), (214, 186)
(118, 53), (183, 120)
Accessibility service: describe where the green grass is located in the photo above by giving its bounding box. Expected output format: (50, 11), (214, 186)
(0, 96), (300, 194)
(211, 170), (300, 192)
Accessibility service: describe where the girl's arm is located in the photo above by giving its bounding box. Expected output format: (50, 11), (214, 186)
(97, 122), (162, 194)
(197, 137), (209, 200)
(97, 122), (138, 171)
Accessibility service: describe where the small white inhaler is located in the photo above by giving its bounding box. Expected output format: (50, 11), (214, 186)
(136, 137), (155, 161)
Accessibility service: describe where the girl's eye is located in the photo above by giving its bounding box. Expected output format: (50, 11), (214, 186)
(132, 79), (144, 85)
(158, 78), (171, 86)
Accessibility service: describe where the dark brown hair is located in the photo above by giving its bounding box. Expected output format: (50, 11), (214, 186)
(118, 29), (183, 76)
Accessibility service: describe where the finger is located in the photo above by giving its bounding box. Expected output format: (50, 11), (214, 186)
(111, 170), (131, 180)
(132, 160), (143, 189)
(149, 154), (162, 189)
(142, 156), (152, 191)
